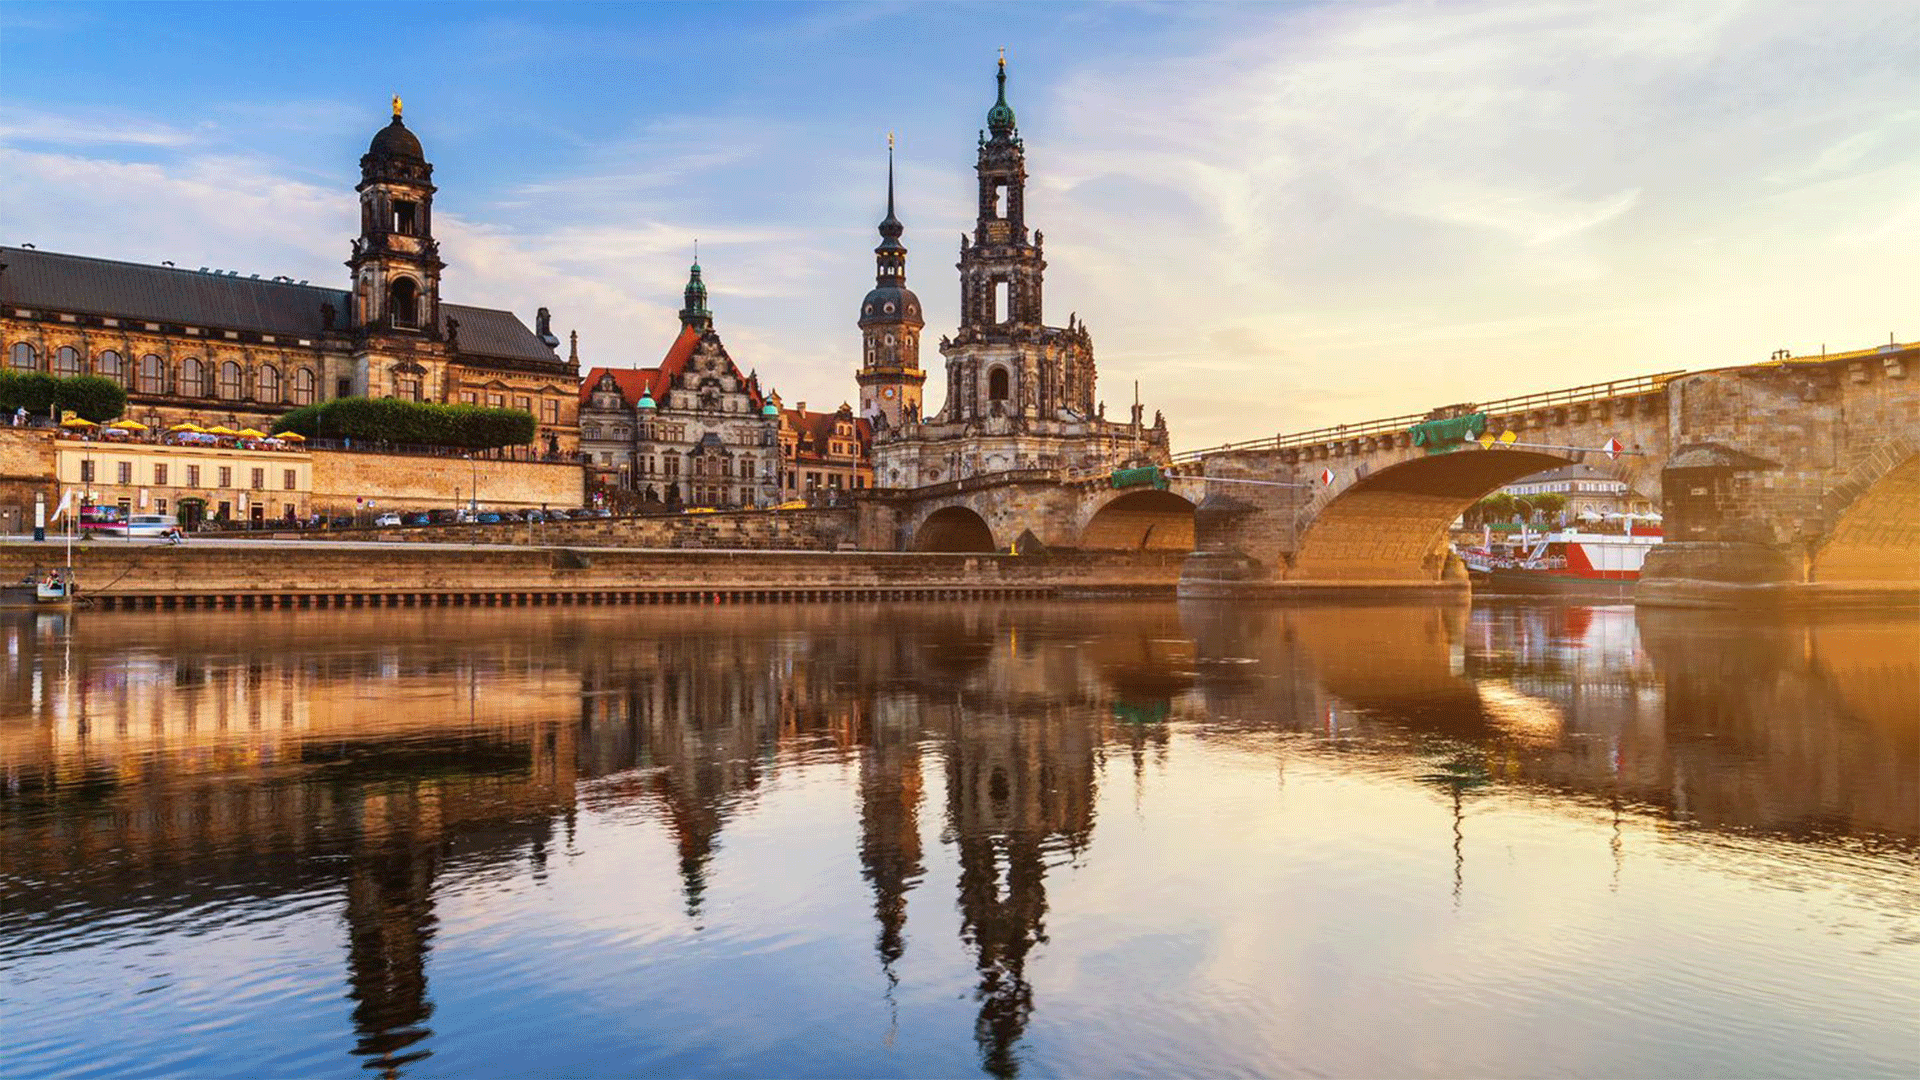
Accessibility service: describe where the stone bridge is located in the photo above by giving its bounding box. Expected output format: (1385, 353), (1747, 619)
(872, 340), (1917, 606)
(1176, 342), (1917, 605)
(869, 468), (1198, 555)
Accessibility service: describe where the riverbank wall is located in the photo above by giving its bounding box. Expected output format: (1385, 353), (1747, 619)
(0, 541), (1184, 609)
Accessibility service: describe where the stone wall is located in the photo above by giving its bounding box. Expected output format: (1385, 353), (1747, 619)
(308, 450), (583, 514)
(0, 540), (1184, 600)
(0, 428), (56, 534)
(311, 505), (858, 550)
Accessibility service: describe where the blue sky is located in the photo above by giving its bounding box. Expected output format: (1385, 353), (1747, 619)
(3, 1), (1916, 446)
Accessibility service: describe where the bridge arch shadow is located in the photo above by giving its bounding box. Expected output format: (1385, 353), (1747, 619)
(1293, 450), (1585, 582)
(1078, 489), (1197, 551)
(1812, 444), (1919, 585)
(912, 506), (998, 552)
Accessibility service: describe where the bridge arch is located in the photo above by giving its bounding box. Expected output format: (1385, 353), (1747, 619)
(1811, 440), (1919, 585)
(1078, 489), (1197, 551)
(912, 506), (998, 552)
(1293, 450), (1590, 583)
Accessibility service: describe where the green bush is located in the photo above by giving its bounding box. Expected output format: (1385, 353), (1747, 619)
(0, 371), (127, 422)
(270, 397), (536, 449)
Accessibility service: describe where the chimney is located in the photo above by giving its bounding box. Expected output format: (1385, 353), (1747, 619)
(797, 401), (806, 412)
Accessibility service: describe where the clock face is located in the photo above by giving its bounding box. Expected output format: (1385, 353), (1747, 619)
(884, 388), (896, 398)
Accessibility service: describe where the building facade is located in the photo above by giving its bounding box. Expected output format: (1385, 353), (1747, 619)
(776, 400), (873, 498)
(1501, 463), (1656, 520)
(577, 265), (781, 508)
(0, 101), (579, 453)
(867, 59), (1171, 489)
(52, 436), (313, 528)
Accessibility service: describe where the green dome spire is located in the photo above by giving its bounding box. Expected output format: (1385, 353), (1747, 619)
(986, 50), (1016, 137)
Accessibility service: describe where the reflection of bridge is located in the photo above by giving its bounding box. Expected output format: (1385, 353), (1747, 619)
(874, 342), (1917, 605)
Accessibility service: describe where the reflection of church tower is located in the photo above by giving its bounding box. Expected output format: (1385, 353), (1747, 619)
(345, 791), (441, 1078)
(857, 704), (925, 975)
(945, 706), (1099, 1079)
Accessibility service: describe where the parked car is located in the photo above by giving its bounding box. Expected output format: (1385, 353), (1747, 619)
(567, 508), (595, 519)
(125, 513), (179, 538)
(427, 508), (460, 525)
(589, 507), (613, 518)
(373, 512), (402, 527)
(402, 511), (432, 527)
(475, 512), (502, 524)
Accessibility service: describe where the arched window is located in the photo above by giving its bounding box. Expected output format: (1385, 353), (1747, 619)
(988, 366), (1010, 402)
(388, 278), (420, 329)
(9, 343), (37, 370)
(52, 346), (81, 377)
(138, 354), (166, 394)
(291, 367), (316, 405)
(218, 360), (244, 400)
(257, 365), (281, 404)
(180, 358), (209, 397)
(97, 350), (127, 387)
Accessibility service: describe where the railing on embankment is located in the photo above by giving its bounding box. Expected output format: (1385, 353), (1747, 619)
(0, 543), (1185, 610)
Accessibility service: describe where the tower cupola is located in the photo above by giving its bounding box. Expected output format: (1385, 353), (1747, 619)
(680, 258), (712, 331)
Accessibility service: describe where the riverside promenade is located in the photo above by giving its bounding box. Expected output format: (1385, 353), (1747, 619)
(0, 539), (1184, 609)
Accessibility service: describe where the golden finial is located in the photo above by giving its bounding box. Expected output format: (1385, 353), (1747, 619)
(998, 46), (1006, 68)
(391, 93), (403, 119)
(887, 130), (895, 149)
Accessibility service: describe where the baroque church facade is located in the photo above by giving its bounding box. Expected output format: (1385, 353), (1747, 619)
(0, 100), (579, 452)
(576, 263), (782, 508)
(859, 59), (1171, 489)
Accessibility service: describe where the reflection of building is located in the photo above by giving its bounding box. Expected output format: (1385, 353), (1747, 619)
(0, 102), (579, 452)
(868, 59), (1171, 489)
(576, 264), (780, 508)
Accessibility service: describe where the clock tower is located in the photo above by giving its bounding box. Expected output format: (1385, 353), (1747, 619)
(855, 137), (926, 432)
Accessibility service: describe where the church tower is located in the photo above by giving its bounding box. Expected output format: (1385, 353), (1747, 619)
(856, 138), (926, 432)
(680, 257), (714, 332)
(348, 96), (444, 340)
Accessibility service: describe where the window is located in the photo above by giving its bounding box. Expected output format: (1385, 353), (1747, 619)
(486, 393), (504, 408)
(251, 468), (264, 490)
(283, 469), (297, 491)
(218, 466), (232, 488)
(53, 346), (82, 377)
(542, 399), (560, 424)
(79, 460), (95, 482)
(156, 499), (167, 514)
(139, 354), (166, 394)
(116, 461), (132, 485)
(388, 277), (420, 328)
(185, 465), (200, 487)
(988, 366), (1010, 402)
(396, 377), (422, 401)
(994, 280), (1010, 324)
(392, 199), (417, 236)
(460, 391), (477, 405)
(336, 377), (353, 399)
(10, 343), (37, 370)
(154, 463), (168, 485)
(292, 368), (316, 405)
(514, 395), (531, 412)
(218, 360), (244, 400)
(257, 365), (281, 404)
(97, 350), (126, 387)
(180, 357), (208, 396)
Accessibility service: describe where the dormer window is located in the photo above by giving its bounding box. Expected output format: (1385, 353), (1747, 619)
(392, 199), (418, 236)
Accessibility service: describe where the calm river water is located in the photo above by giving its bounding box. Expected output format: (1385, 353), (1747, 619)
(2, 601), (1916, 1079)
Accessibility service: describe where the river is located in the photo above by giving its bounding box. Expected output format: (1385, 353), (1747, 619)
(2, 601), (1915, 1078)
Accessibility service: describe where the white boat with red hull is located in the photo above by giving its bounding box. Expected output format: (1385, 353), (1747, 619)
(1458, 528), (1662, 598)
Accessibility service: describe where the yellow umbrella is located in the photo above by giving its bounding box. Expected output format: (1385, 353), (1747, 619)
(167, 422), (205, 433)
(204, 425), (240, 436)
(276, 432), (307, 442)
(235, 428), (270, 438)
(60, 416), (98, 428)
(110, 419), (150, 431)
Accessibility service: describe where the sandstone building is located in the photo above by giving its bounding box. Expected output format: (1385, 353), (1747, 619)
(577, 264), (781, 508)
(776, 400), (873, 497)
(863, 59), (1171, 489)
(0, 101), (579, 453)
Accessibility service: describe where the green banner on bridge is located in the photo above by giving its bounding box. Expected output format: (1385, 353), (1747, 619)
(1410, 412), (1488, 454)
(1111, 466), (1169, 490)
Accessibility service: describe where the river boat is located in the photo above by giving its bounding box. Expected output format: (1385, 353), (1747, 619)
(1, 569), (79, 609)
(1458, 527), (1662, 599)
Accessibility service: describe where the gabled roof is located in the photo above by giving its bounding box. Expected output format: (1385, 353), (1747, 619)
(0, 245), (562, 367)
(579, 366), (665, 407)
(782, 406), (872, 458)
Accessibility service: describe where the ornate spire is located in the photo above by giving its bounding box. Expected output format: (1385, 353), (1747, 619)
(986, 50), (1016, 138)
(680, 252), (712, 331)
(874, 135), (907, 284)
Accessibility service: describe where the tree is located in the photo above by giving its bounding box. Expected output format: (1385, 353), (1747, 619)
(0, 371), (127, 422)
(271, 398), (535, 449)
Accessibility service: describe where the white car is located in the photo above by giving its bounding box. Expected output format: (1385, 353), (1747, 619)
(373, 512), (403, 527)
(126, 514), (179, 538)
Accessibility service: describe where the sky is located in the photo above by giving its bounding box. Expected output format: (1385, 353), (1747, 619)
(2, 0), (1915, 449)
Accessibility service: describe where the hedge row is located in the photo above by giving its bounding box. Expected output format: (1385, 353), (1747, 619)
(271, 397), (537, 449)
(0, 371), (128, 422)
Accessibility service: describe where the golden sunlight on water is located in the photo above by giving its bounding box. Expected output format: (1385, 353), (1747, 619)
(1, 602), (1915, 1079)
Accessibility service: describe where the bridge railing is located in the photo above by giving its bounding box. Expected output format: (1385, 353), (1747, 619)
(1172, 370), (1685, 462)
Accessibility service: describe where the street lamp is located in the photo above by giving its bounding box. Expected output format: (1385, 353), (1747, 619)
(464, 453), (478, 514)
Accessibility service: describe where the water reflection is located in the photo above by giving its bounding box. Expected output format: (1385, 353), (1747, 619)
(1, 602), (1914, 1079)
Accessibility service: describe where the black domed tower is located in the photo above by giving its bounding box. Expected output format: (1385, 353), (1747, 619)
(856, 136), (926, 432)
(348, 95), (444, 343)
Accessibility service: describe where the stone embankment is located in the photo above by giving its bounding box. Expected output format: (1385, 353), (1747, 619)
(301, 507), (861, 550)
(0, 541), (1183, 609)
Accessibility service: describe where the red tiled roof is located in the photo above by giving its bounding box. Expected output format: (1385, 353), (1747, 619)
(782, 406), (871, 463)
(583, 324), (766, 410)
(578, 366), (663, 407)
